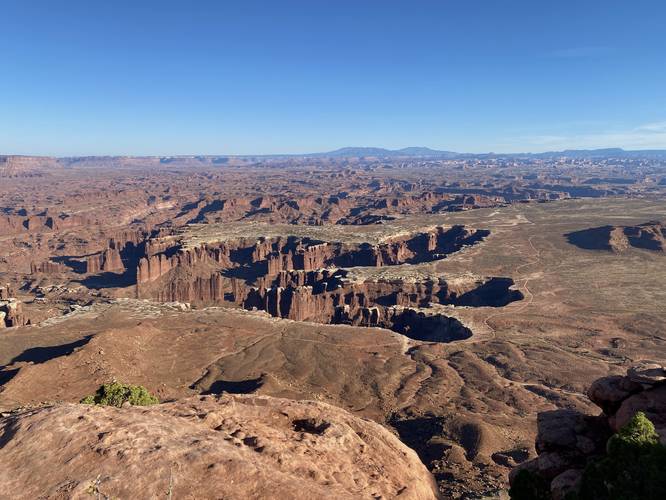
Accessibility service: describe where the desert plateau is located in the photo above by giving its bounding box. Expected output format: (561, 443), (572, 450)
(3, 2), (666, 498)
(1, 152), (665, 498)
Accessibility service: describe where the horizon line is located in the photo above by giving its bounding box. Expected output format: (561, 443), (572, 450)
(3, 146), (666, 159)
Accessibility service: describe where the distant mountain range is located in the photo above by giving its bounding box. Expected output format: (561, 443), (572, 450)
(313, 147), (666, 159)
(3, 148), (666, 163)
(314, 147), (459, 158)
(530, 148), (666, 159)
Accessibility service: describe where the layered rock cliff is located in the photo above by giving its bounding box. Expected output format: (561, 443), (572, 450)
(29, 261), (68, 274)
(136, 226), (490, 288)
(132, 226), (521, 341)
(0, 213), (90, 236)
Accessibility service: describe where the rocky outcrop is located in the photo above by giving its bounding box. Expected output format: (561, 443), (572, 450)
(81, 230), (149, 274)
(0, 212), (90, 235)
(0, 289), (29, 328)
(136, 226), (492, 292)
(0, 284), (16, 300)
(241, 271), (514, 340)
(0, 214), (54, 234)
(29, 260), (68, 274)
(510, 361), (666, 499)
(566, 221), (666, 252)
(0, 155), (60, 177)
(84, 253), (104, 274)
(0, 395), (439, 499)
(85, 248), (125, 273)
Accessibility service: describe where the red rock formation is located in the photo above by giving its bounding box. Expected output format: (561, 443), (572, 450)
(85, 254), (104, 274)
(101, 248), (124, 272)
(0, 286), (29, 328)
(566, 221), (666, 253)
(137, 253), (175, 283)
(0, 395), (439, 499)
(30, 261), (68, 274)
(81, 230), (150, 274)
(0, 213), (90, 236)
(131, 227), (517, 341)
(0, 284), (15, 300)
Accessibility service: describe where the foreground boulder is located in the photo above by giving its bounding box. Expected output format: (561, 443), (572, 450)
(0, 395), (439, 499)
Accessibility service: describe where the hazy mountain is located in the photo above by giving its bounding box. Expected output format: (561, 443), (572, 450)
(318, 147), (459, 158)
(4, 148), (666, 162)
(311, 147), (666, 160)
(395, 147), (458, 158)
(537, 148), (666, 159)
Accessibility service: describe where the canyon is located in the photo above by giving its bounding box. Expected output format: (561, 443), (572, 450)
(3, 1), (666, 496)
(131, 225), (522, 341)
(1, 155), (665, 498)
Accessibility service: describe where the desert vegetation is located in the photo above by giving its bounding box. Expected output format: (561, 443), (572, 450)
(81, 382), (159, 407)
(510, 412), (666, 500)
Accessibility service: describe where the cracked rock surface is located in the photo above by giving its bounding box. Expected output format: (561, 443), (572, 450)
(0, 394), (439, 500)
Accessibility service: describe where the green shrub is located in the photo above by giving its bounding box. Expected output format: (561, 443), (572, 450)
(608, 410), (659, 453)
(510, 412), (666, 500)
(81, 382), (159, 407)
(576, 412), (666, 500)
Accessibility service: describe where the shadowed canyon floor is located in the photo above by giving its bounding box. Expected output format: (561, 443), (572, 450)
(2, 197), (665, 498)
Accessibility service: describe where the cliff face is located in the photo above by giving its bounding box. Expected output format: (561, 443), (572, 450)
(91, 230), (148, 273)
(0, 214), (90, 235)
(136, 226), (489, 288)
(621, 221), (666, 251)
(29, 261), (68, 274)
(132, 226), (521, 342)
(240, 271), (475, 342)
(0, 155), (60, 177)
(25, 228), (151, 277)
(85, 248), (124, 273)
(0, 285), (14, 301)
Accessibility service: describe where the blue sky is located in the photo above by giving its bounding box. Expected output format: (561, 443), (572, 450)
(1, 0), (665, 155)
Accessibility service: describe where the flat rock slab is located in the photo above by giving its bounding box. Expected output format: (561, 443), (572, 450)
(0, 395), (439, 500)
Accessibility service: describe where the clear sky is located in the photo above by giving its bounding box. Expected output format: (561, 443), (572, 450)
(2, 0), (665, 155)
